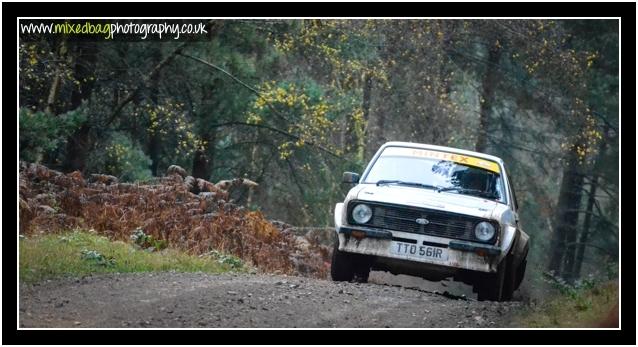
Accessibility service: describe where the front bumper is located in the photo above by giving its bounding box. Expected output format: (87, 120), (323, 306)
(337, 226), (502, 273)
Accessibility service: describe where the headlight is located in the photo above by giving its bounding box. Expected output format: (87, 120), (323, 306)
(474, 221), (496, 241)
(352, 204), (372, 224)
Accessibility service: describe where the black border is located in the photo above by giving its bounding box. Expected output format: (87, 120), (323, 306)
(1, 2), (636, 18)
(4, 2), (635, 345)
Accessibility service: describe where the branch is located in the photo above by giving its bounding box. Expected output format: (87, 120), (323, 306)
(178, 52), (289, 123)
(591, 110), (619, 133)
(485, 133), (547, 154)
(209, 121), (346, 161)
(564, 242), (617, 256)
(444, 45), (616, 130)
(104, 42), (188, 127)
(574, 182), (619, 207)
(591, 182), (619, 204)
(179, 53), (262, 96)
(285, 157), (306, 198)
(592, 200), (619, 239)
(178, 53), (353, 164)
(564, 208), (619, 231)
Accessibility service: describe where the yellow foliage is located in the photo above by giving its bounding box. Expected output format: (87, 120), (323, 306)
(142, 100), (203, 157)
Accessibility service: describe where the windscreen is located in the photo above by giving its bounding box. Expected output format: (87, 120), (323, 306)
(363, 147), (506, 203)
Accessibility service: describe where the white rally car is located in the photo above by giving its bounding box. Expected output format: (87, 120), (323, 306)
(332, 142), (529, 301)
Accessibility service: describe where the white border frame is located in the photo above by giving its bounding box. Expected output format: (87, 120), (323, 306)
(14, 16), (622, 332)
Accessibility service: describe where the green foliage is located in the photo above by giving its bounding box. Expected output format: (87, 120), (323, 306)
(513, 278), (618, 328)
(130, 228), (168, 252)
(19, 107), (86, 163)
(86, 132), (152, 182)
(19, 230), (246, 284)
(19, 41), (80, 110)
(136, 99), (205, 167)
(80, 249), (116, 267)
(247, 80), (339, 160)
(203, 250), (245, 270)
(603, 260), (619, 280)
(543, 271), (595, 301)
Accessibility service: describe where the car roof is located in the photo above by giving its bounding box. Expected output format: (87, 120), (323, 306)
(379, 141), (505, 165)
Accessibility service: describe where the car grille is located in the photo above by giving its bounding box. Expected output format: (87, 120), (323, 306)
(348, 201), (497, 244)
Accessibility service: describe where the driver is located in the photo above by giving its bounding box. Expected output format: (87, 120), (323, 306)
(461, 170), (486, 191)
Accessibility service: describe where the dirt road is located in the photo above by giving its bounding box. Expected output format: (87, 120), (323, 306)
(19, 272), (523, 328)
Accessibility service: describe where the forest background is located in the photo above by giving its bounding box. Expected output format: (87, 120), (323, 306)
(19, 19), (619, 291)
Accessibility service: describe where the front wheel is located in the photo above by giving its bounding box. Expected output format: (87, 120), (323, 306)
(330, 240), (371, 283)
(513, 250), (528, 291)
(474, 256), (514, 301)
(331, 240), (355, 281)
(501, 254), (518, 301)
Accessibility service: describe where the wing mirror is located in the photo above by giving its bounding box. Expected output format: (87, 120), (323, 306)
(342, 172), (360, 184)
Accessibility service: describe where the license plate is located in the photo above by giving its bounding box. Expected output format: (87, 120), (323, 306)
(390, 241), (449, 261)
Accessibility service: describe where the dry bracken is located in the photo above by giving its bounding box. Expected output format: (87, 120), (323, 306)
(19, 162), (329, 279)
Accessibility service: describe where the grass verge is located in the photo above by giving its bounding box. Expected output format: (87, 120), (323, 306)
(19, 230), (247, 284)
(512, 280), (619, 328)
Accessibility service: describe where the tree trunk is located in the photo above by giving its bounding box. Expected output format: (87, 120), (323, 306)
(475, 39), (502, 153)
(548, 146), (585, 277)
(345, 72), (372, 159)
(343, 114), (356, 156)
(571, 176), (598, 278)
(571, 125), (610, 279)
(362, 72), (373, 128)
(63, 124), (92, 172)
(364, 79), (387, 161)
(147, 46), (162, 177)
(45, 37), (68, 115)
(61, 42), (99, 172)
(365, 27), (404, 162)
(192, 147), (210, 180)
(148, 132), (160, 177)
(192, 84), (217, 180)
(246, 144), (258, 206)
(69, 42), (99, 110)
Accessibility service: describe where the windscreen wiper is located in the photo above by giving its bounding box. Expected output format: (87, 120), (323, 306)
(436, 187), (499, 200)
(376, 180), (439, 190)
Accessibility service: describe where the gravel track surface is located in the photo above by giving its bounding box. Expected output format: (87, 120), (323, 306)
(19, 272), (523, 328)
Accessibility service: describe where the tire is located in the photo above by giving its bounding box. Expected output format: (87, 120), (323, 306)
(514, 250), (528, 291)
(502, 248), (529, 300)
(475, 253), (518, 302)
(501, 254), (517, 301)
(330, 239), (371, 283)
(475, 259), (507, 302)
(353, 262), (371, 283)
(331, 240), (355, 281)
(515, 259), (527, 290)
